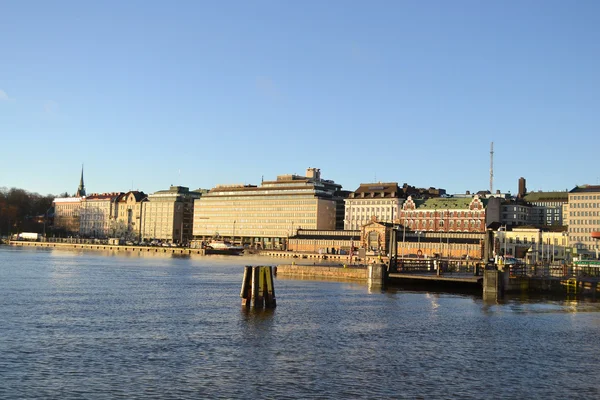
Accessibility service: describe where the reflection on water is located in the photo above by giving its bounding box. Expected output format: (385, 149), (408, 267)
(1, 246), (600, 399)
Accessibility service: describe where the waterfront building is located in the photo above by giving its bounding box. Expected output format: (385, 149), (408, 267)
(567, 185), (600, 258)
(344, 183), (404, 230)
(79, 192), (122, 238)
(522, 191), (568, 226)
(141, 186), (201, 244)
(52, 167), (86, 235)
(115, 191), (147, 240)
(495, 227), (569, 263)
(398, 195), (501, 233)
(288, 229), (360, 254)
(288, 222), (486, 260)
(52, 196), (83, 235)
(192, 168), (344, 249)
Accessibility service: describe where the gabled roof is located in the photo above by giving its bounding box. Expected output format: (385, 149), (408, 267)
(351, 182), (402, 198)
(118, 191), (147, 202)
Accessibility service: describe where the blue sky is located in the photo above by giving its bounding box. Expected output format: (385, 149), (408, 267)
(1, 1), (599, 196)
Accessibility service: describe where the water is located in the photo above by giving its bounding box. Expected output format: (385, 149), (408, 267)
(1, 246), (600, 399)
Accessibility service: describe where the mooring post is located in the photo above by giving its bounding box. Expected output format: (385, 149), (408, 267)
(368, 263), (386, 289)
(241, 266), (277, 308)
(483, 267), (505, 301)
(240, 266), (252, 307)
(251, 266), (263, 308)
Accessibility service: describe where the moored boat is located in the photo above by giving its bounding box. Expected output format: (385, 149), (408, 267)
(205, 240), (244, 255)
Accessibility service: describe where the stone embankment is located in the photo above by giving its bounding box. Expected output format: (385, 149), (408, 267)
(9, 240), (206, 255)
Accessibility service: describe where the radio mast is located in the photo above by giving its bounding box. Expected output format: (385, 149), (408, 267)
(490, 142), (494, 194)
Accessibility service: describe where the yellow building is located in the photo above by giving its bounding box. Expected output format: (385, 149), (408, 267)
(192, 168), (343, 249)
(568, 185), (600, 258)
(141, 186), (200, 244)
(115, 191), (147, 240)
(495, 227), (569, 263)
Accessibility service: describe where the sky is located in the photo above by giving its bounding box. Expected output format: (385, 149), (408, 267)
(1, 1), (599, 197)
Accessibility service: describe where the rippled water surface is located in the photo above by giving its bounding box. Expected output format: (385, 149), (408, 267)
(1, 246), (600, 399)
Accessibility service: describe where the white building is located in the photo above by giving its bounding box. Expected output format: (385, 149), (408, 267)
(79, 193), (122, 238)
(344, 183), (404, 230)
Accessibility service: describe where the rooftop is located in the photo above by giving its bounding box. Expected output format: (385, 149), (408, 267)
(523, 191), (568, 202)
(569, 185), (600, 193)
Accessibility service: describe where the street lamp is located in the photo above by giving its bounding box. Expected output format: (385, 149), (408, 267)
(402, 219), (407, 260)
(416, 230), (423, 257)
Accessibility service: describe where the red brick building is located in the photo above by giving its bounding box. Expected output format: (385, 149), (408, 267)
(398, 195), (500, 233)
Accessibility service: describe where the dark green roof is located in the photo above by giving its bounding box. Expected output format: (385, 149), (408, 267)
(569, 185), (600, 193)
(523, 191), (568, 202)
(416, 197), (486, 210)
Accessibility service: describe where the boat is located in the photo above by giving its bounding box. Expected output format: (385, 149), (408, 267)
(205, 239), (244, 255)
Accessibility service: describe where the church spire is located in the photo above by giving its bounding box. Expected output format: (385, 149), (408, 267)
(76, 165), (86, 197)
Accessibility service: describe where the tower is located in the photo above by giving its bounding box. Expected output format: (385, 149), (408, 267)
(76, 165), (86, 197)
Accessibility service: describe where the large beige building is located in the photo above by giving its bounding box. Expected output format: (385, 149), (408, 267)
(141, 186), (200, 244)
(79, 192), (122, 238)
(192, 168), (343, 249)
(344, 183), (404, 230)
(568, 185), (600, 258)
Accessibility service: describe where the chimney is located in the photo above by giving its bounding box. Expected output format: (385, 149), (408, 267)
(306, 167), (321, 181)
(518, 177), (527, 198)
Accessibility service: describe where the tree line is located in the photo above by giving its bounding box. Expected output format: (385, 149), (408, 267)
(0, 187), (58, 236)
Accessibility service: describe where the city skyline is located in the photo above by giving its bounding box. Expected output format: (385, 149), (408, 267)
(1, 1), (599, 195)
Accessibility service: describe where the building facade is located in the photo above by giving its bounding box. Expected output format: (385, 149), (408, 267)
(141, 186), (201, 244)
(115, 191), (147, 240)
(344, 182), (404, 230)
(52, 197), (83, 235)
(192, 168), (343, 249)
(522, 191), (568, 227)
(495, 227), (569, 263)
(79, 193), (122, 238)
(397, 195), (500, 233)
(52, 166), (86, 235)
(501, 201), (531, 228)
(568, 185), (600, 258)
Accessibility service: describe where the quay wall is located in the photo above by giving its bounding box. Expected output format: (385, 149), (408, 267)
(276, 264), (368, 281)
(505, 276), (600, 296)
(9, 241), (206, 255)
(264, 249), (385, 264)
